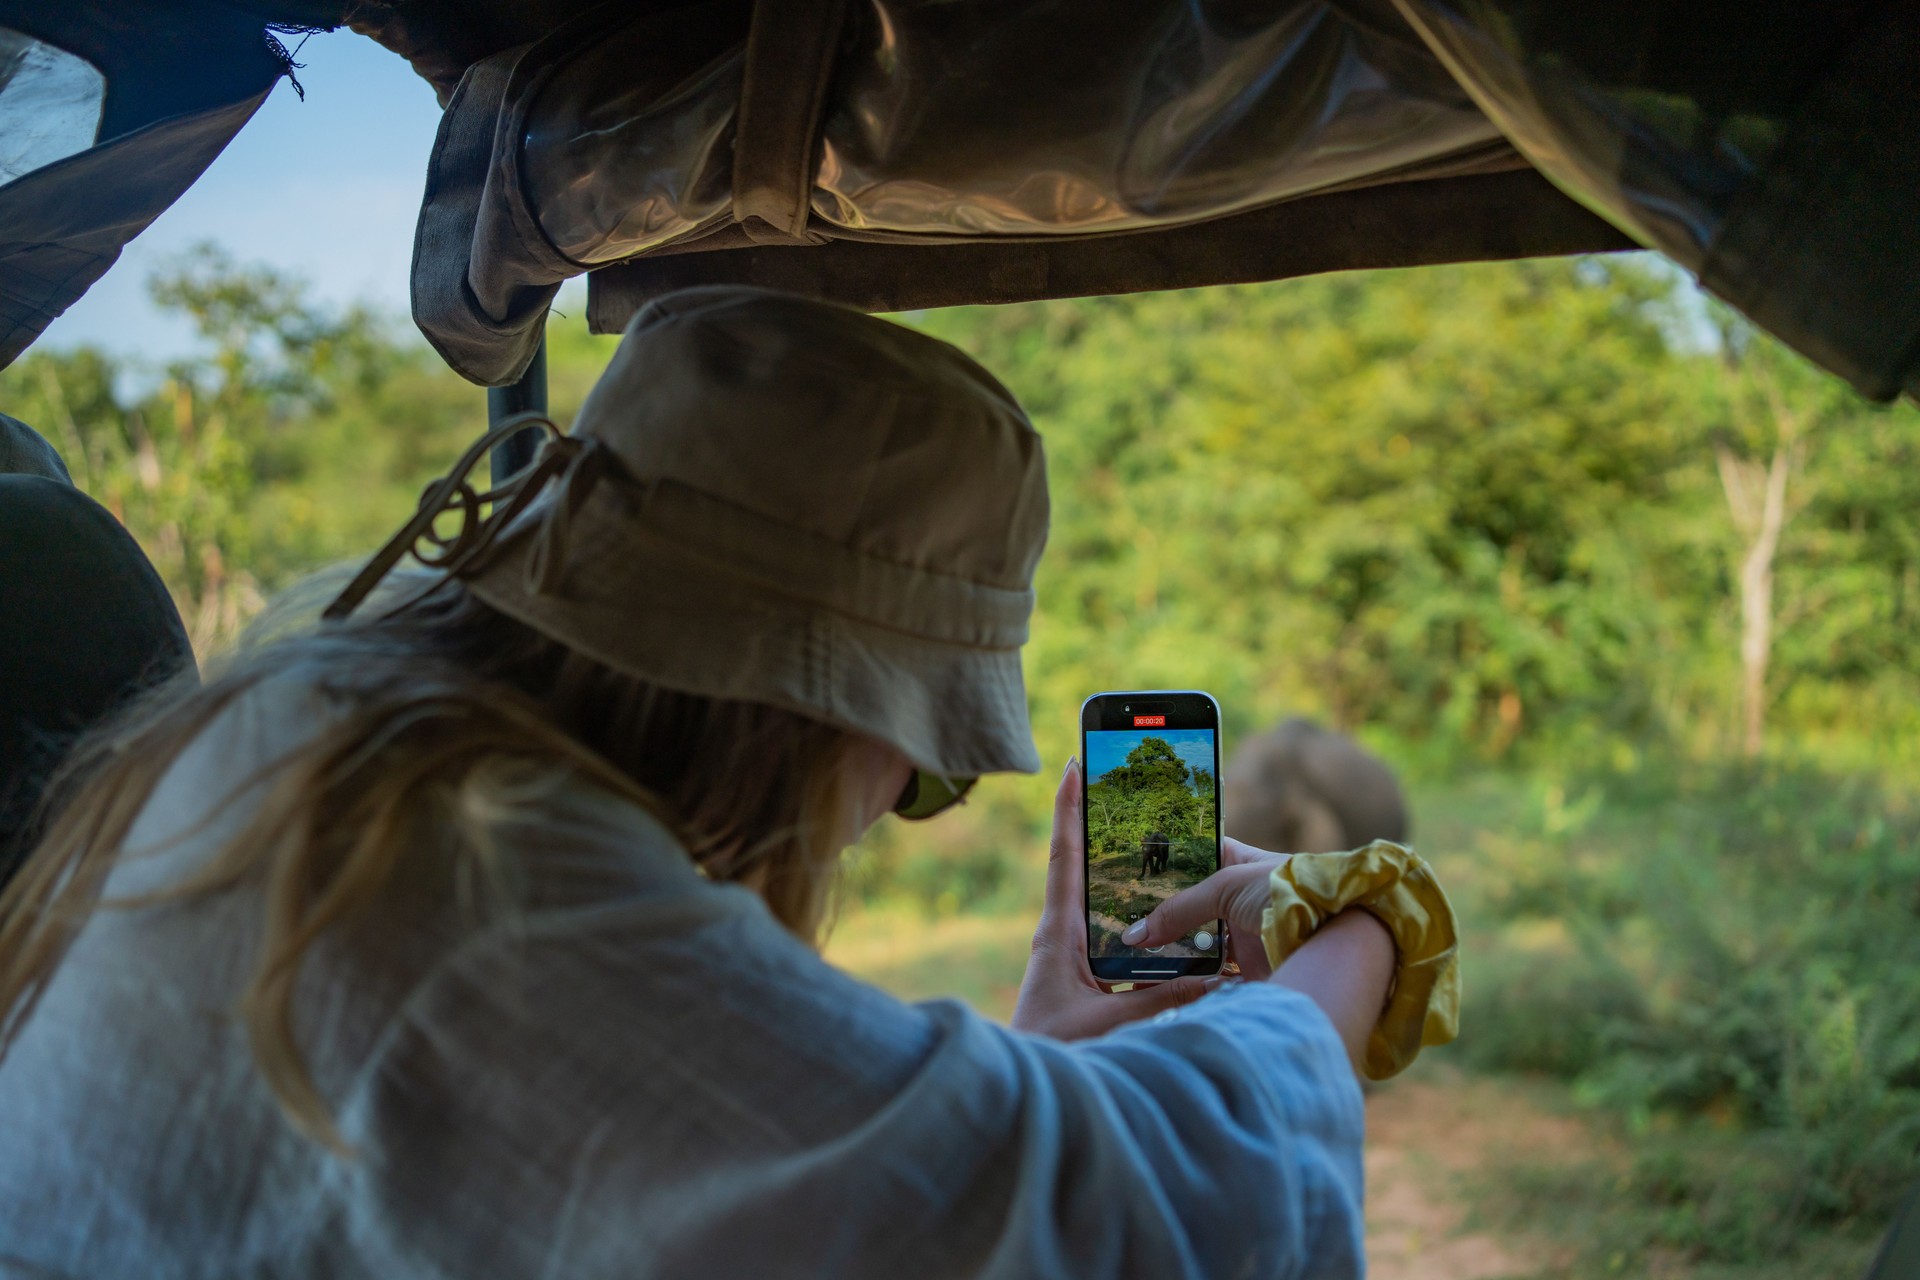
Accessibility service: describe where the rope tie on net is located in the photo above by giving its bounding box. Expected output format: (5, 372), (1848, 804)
(323, 413), (609, 621)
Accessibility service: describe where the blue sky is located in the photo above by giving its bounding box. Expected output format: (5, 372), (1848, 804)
(39, 30), (593, 362)
(1085, 728), (1217, 784)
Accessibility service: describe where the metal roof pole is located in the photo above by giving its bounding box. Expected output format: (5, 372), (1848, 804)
(488, 333), (548, 485)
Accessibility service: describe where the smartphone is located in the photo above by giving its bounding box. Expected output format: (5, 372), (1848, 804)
(1080, 690), (1224, 982)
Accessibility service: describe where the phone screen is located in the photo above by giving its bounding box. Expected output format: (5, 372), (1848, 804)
(1081, 691), (1223, 981)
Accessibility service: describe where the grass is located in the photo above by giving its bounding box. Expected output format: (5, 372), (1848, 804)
(1468, 1128), (1888, 1279)
(1423, 755), (1919, 1275)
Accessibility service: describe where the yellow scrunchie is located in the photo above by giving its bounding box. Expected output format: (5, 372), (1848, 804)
(1261, 840), (1460, 1081)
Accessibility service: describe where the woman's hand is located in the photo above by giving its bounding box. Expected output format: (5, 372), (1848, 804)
(1117, 837), (1292, 981)
(1010, 759), (1218, 1039)
(1126, 839), (1400, 1073)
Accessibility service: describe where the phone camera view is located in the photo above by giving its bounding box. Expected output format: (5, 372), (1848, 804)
(1085, 727), (1221, 959)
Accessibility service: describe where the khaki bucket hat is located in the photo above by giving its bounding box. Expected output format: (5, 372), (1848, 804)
(329, 286), (1047, 779)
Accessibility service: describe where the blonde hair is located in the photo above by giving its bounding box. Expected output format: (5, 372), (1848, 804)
(0, 580), (866, 1151)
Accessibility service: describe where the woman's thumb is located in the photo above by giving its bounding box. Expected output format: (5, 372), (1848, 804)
(1041, 757), (1084, 921)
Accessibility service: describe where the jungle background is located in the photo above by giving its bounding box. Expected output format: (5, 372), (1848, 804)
(8, 247), (1917, 1278)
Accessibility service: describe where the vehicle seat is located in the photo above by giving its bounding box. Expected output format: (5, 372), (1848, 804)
(0, 466), (196, 883)
(0, 412), (71, 484)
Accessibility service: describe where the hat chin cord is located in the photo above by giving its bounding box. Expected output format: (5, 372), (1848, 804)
(323, 413), (607, 622)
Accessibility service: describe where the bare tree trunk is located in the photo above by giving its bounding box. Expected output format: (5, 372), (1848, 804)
(1716, 435), (1801, 757)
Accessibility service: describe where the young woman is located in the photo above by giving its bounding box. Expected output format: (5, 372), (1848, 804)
(0, 287), (1452, 1278)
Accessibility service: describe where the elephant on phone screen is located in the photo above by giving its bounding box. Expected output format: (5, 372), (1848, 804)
(1138, 830), (1171, 878)
(1223, 718), (1407, 854)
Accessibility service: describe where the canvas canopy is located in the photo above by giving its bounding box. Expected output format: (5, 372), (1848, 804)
(0, 0), (1913, 403)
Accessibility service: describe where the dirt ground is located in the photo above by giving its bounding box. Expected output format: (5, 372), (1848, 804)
(1087, 852), (1211, 957)
(1364, 1067), (1586, 1280)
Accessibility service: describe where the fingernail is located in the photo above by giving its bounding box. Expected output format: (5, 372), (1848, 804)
(1063, 755), (1078, 780)
(1121, 920), (1147, 944)
(1203, 975), (1225, 991)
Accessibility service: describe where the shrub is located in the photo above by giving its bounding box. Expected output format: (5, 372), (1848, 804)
(1170, 838), (1215, 879)
(1453, 756), (1920, 1255)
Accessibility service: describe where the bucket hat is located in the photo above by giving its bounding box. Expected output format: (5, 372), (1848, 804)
(329, 286), (1047, 779)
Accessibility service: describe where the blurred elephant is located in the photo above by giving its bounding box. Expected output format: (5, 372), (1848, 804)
(1223, 718), (1407, 854)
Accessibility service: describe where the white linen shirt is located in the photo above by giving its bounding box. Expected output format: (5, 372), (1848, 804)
(0, 678), (1366, 1278)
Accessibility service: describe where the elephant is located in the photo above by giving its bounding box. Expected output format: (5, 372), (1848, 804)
(1138, 830), (1171, 878)
(1223, 717), (1408, 854)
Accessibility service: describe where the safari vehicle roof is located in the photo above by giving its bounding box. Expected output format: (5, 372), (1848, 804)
(2, 1), (1914, 404)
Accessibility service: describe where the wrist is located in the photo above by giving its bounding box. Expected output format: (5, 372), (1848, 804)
(1260, 842), (1461, 1080)
(1323, 906), (1394, 955)
(1324, 908), (1396, 1004)
(1269, 910), (1395, 1073)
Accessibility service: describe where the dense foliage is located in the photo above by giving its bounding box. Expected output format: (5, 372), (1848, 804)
(1436, 761), (1920, 1267)
(912, 259), (1920, 769)
(9, 249), (1915, 765)
(1084, 736), (1215, 861)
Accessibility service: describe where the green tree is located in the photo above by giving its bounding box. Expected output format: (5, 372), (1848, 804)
(1086, 736), (1207, 858)
(911, 258), (1920, 763)
(1687, 307), (1859, 755)
(918, 259), (1712, 757)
